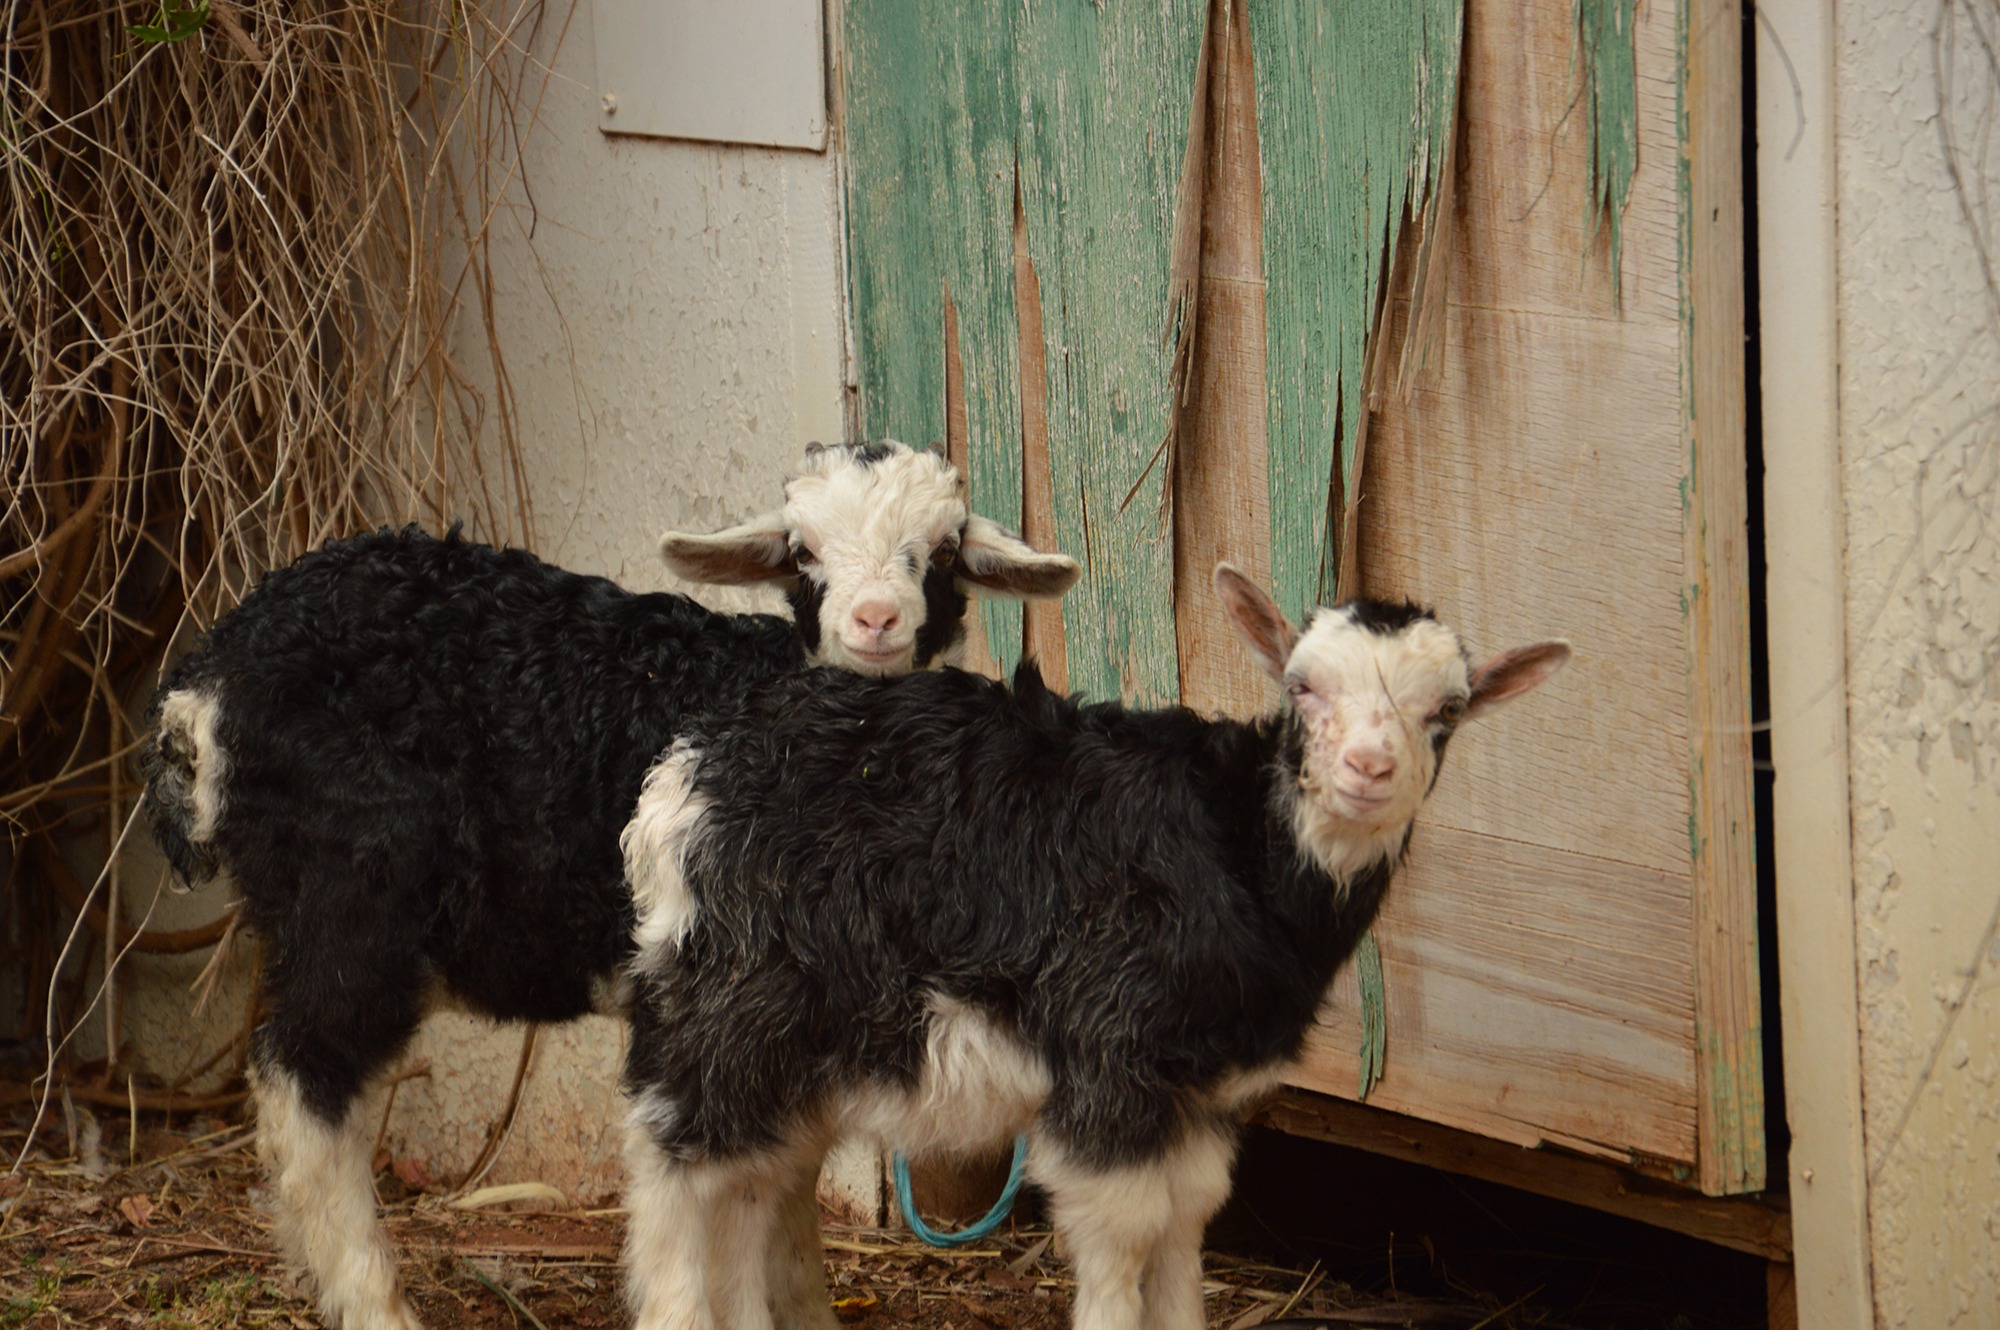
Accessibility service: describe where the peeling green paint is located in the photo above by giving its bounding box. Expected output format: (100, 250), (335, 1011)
(1014, 0), (1204, 705)
(843, 1), (1201, 702)
(1574, 0), (1639, 299)
(1687, 769), (1705, 863)
(1355, 931), (1387, 1101)
(1251, 0), (1464, 617)
(1699, 1022), (1767, 1185)
(1248, 4), (1466, 1101)
(842, 3), (1028, 669)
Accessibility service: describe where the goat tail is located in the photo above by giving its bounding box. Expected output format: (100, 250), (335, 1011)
(139, 685), (229, 885)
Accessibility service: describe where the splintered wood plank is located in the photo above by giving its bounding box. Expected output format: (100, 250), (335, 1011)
(1248, 0), (1463, 616)
(1678, 0), (1761, 1196)
(840, 0), (1756, 1194)
(1013, 181), (1068, 691)
(1319, 0), (1757, 1189)
(1292, 826), (1698, 1165)
(1173, 0), (1273, 718)
(943, 291), (996, 676)
(842, 1), (1026, 671)
(1014, 0), (1205, 705)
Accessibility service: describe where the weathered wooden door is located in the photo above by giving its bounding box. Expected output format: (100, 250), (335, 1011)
(841, 0), (1760, 1195)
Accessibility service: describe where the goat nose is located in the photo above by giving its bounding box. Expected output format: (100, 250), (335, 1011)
(1344, 748), (1396, 783)
(851, 600), (901, 636)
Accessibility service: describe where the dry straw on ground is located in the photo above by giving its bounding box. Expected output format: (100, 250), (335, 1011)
(0, 1105), (1548, 1329)
(2, 0), (560, 1101)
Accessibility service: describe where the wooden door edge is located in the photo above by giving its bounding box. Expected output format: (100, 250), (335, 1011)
(1679, 0), (1766, 1197)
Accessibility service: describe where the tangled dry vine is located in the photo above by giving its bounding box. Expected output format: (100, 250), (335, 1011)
(2, 0), (562, 1094)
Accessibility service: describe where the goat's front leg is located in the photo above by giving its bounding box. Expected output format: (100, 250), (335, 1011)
(763, 1150), (838, 1330)
(704, 1159), (782, 1330)
(1139, 1126), (1239, 1330)
(1030, 1136), (1177, 1330)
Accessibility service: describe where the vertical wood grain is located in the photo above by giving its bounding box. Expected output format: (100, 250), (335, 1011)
(1013, 177), (1068, 691)
(1173, 0), (1272, 719)
(1249, 0), (1463, 616)
(842, 2), (1025, 669)
(1679, 0), (1763, 1196)
(943, 287), (997, 676)
(1015, 0), (1205, 705)
(840, 0), (1759, 1193)
(1340, 0), (1714, 1180)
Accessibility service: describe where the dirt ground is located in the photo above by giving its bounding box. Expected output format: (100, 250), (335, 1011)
(0, 1100), (1711, 1330)
(0, 1096), (1784, 1328)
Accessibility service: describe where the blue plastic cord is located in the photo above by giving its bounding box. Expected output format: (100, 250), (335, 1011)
(891, 1133), (1029, 1248)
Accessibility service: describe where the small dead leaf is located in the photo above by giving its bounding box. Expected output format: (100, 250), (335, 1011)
(832, 1291), (879, 1324)
(391, 1157), (432, 1190)
(1228, 1303), (1277, 1329)
(118, 1193), (156, 1227)
(371, 1149), (391, 1174)
(1006, 1232), (1053, 1277)
(983, 1265), (1036, 1291)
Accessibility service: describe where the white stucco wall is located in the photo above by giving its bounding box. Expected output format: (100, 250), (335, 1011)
(370, 1), (858, 1208)
(1835, 1), (2000, 1321)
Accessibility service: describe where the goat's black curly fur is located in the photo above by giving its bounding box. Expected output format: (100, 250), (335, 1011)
(141, 526), (807, 1121)
(624, 662), (1401, 1171)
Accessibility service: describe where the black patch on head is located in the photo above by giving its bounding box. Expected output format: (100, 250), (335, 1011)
(811, 440), (900, 467)
(913, 560), (968, 666)
(786, 576), (827, 657)
(1340, 598), (1437, 635)
(1426, 728), (1457, 779)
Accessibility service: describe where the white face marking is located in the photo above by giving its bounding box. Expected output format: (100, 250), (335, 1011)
(783, 443), (967, 676)
(1281, 610), (1471, 874)
(623, 742), (711, 958)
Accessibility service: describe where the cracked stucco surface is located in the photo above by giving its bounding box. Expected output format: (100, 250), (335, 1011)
(1838, 1), (2000, 1321)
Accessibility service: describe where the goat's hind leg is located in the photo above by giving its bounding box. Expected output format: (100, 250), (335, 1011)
(252, 1057), (420, 1330)
(250, 891), (430, 1330)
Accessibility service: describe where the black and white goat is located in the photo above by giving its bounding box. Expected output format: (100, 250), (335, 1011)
(140, 441), (1078, 1330)
(618, 565), (1568, 1330)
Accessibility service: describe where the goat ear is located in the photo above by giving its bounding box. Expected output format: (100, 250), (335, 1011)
(1464, 642), (1571, 720)
(957, 514), (1081, 599)
(658, 513), (796, 585)
(1214, 564), (1298, 680)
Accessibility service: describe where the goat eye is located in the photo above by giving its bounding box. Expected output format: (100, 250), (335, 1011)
(790, 543), (818, 568)
(1435, 697), (1466, 725)
(931, 541), (959, 567)
(1285, 679), (1312, 700)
